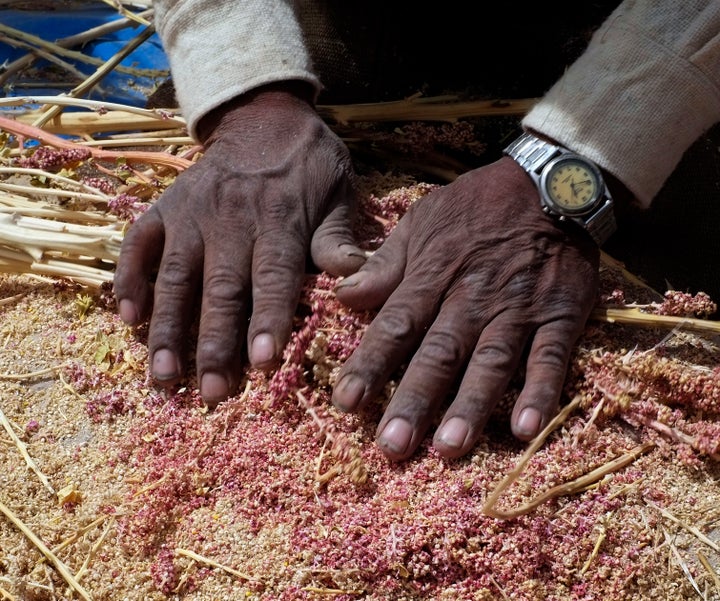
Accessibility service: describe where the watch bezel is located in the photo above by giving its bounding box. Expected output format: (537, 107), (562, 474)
(538, 153), (606, 217)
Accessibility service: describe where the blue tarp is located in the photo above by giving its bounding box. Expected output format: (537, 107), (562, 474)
(0, 5), (169, 107)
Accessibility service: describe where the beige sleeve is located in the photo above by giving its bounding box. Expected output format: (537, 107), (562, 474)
(523, 0), (720, 207)
(153, 0), (321, 140)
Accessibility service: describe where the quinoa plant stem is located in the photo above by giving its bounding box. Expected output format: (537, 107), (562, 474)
(0, 500), (92, 601)
(0, 114), (192, 171)
(483, 394), (654, 519)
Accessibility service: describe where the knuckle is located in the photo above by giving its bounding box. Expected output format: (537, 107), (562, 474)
(147, 315), (183, 352)
(415, 330), (465, 371)
(472, 336), (518, 372)
(374, 307), (418, 342)
(157, 251), (196, 291)
(196, 335), (239, 367)
(390, 391), (435, 421)
(203, 268), (247, 304)
(530, 337), (572, 368)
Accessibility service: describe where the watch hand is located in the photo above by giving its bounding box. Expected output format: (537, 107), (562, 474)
(571, 179), (592, 199)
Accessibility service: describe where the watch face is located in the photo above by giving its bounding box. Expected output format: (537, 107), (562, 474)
(541, 156), (603, 215)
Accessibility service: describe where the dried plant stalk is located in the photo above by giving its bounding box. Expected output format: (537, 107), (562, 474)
(483, 395), (654, 519)
(0, 114), (192, 171)
(663, 527), (703, 596)
(0, 403), (55, 494)
(650, 503), (720, 553)
(0, 200), (121, 285)
(98, 0), (153, 26)
(48, 516), (108, 559)
(0, 9), (155, 86)
(0, 191), (116, 224)
(32, 25), (157, 128)
(698, 551), (720, 593)
(0, 22), (163, 81)
(1, 96), (185, 134)
(174, 548), (258, 583)
(318, 96), (539, 124)
(591, 306), (720, 335)
(74, 518), (115, 583)
(0, 500), (92, 601)
(0, 587), (14, 601)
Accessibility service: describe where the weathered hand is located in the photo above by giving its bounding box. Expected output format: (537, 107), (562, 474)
(113, 83), (366, 405)
(332, 156), (600, 461)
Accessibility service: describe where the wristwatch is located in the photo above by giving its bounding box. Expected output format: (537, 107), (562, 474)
(504, 131), (617, 245)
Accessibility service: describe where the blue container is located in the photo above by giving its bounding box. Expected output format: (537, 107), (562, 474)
(0, 4), (169, 107)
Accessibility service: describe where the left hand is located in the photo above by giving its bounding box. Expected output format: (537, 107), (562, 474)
(113, 83), (366, 405)
(332, 156), (600, 461)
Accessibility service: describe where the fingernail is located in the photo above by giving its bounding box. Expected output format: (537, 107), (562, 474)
(118, 299), (139, 324)
(436, 416), (469, 449)
(250, 333), (276, 367)
(332, 375), (365, 412)
(201, 372), (230, 403)
(152, 349), (180, 381)
(339, 244), (369, 259)
(334, 273), (360, 290)
(516, 407), (542, 438)
(377, 418), (413, 456)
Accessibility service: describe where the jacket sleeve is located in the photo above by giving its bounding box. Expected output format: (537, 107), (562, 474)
(523, 0), (720, 207)
(153, 0), (321, 140)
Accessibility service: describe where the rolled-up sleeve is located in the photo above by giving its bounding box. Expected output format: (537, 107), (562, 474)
(154, 0), (321, 139)
(523, 0), (720, 207)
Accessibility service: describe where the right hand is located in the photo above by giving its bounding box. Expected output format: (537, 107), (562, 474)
(113, 82), (367, 406)
(331, 157), (601, 460)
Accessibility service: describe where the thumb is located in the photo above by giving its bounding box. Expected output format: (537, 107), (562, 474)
(311, 197), (367, 277)
(333, 214), (411, 311)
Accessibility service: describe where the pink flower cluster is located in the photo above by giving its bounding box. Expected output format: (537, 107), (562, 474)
(81, 176), (116, 195)
(396, 121), (485, 156)
(570, 341), (720, 463)
(108, 192), (147, 222)
(357, 182), (438, 246)
(653, 290), (717, 318)
(16, 145), (91, 170)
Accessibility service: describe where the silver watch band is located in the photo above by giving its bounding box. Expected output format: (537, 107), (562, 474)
(505, 132), (562, 175)
(504, 132), (617, 245)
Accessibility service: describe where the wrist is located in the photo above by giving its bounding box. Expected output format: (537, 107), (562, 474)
(525, 128), (635, 214)
(504, 131), (617, 246)
(196, 81), (317, 146)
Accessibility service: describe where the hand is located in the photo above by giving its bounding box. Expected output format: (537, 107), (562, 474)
(332, 156), (600, 461)
(113, 82), (366, 405)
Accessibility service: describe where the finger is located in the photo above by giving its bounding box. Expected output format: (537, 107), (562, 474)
(333, 215), (412, 311)
(510, 318), (581, 441)
(195, 239), (253, 406)
(113, 209), (165, 325)
(146, 223), (204, 387)
(373, 296), (480, 461)
(431, 314), (530, 459)
(247, 230), (307, 369)
(331, 272), (444, 414)
(310, 183), (367, 277)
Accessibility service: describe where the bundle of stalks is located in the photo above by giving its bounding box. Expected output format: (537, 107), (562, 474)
(0, 4), (191, 287)
(0, 99), (195, 285)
